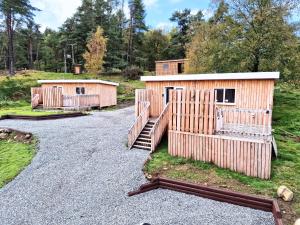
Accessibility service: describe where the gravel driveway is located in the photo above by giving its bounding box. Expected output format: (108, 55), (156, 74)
(0, 107), (274, 225)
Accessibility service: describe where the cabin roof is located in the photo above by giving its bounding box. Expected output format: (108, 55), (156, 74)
(141, 72), (280, 82)
(155, 59), (188, 63)
(37, 79), (119, 86)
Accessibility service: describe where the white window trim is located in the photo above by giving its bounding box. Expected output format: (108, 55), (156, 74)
(163, 86), (185, 105)
(215, 88), (236, 105)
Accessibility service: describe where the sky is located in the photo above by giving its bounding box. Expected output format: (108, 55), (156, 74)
(30, 0), (212, 32)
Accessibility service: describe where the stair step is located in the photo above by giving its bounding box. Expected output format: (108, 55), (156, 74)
(137, 137), (151, 142)
(135, 141), (151, 146)
(133, 144), (151, 150)
(145, 124), (154, 128)
(140, 134), (150, 138)
(143, 127), (151, 131)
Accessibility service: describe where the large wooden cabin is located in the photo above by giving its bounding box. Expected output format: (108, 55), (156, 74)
(31, 80), (118, 110)
(128, 72), (280, 179)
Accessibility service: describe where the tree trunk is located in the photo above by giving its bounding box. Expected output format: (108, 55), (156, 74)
(6, 9), (15, 76)
(28, 36), (33, 69)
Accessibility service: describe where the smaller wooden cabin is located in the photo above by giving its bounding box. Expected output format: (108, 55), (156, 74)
(31, 80), (119, 110)
(155, 59), (188, 75)
(128, 72), (280, 179)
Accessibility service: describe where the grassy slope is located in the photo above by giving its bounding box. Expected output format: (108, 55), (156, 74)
(145, 82), (300, 220)
(0, 140), (36, 187)
(0, 71), (144, 115)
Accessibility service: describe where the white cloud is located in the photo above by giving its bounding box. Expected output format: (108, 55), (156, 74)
(30, 0), (81, 31)
(202, 8), (214, 20)
(156, 22), (174, 32)
(144, 0), (158, 8)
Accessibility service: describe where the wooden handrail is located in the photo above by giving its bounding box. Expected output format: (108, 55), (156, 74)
(128, 101), (150, 149)
(150, 103), (170, 152)
(31, 94), (39, 109)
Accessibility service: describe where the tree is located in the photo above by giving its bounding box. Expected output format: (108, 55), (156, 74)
(126, 0), (147, 66)
(0, 0), (38, 75)
(142, 29), (170, 71)
(187, 0), (300, 80)
(169, 9), (204, 59)
(83, 26), (107, 74)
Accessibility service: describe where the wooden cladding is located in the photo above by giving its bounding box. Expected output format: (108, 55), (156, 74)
(43, 87), (63, 108)
(145, 79), (275, 117)
(63, 95), (100, 108)
(169, 89), (215, 135)
(31, 87), (43, 104)
(168, 130), (272, 179)
(135, 89), (161, 117)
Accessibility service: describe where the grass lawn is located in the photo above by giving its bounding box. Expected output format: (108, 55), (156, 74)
(0, 140), (36, 188)
(145, 82), (300, 225)
(0, 70), (145, 115)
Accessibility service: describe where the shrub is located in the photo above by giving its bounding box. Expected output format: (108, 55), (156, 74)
(122, 66), (144, 80)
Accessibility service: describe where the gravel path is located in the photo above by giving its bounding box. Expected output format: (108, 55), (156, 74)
(0, 107), (274, 225)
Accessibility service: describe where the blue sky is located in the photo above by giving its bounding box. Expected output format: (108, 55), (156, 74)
(30, 0), (212, 32)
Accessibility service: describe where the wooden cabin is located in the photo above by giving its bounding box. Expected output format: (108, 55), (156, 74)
(128, 72), (280, 179)
(31, 80), (118, 110)
(155, 59), (188, 75)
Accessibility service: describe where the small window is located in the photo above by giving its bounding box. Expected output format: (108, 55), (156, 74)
(76, 87), (85, 95)
(215, 88), (235, 104)
(163, 64), (169, 71)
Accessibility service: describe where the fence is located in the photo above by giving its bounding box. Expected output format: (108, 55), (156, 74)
(43, 87), (63, 109)
(135, 89), (161, 117)
(63, 95), (100, 108)
(31, 87), (43, 105)
(169, 89), (215, 135)
(128, 101), (150, 149)
(216, 108), (272, 137)
(168, 130), (272, 179)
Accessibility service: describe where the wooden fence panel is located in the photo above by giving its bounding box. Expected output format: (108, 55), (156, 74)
(168, 130), (272, 179)
(31, 87), (43, 104)
(43, 87), (63, 109)
(169, 89), (215, 135)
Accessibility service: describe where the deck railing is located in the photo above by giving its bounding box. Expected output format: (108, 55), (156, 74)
(216, 108), (272, 137)
(128, 101), (150, 149)
(63, 95), (100, 108)
(150, 103), (170, 152)
(31, 94), (40, 109)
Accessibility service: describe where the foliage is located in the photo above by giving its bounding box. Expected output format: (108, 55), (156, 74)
(0, 139), (36, 187)
(122, 66), (144, 80)
(83, 26), (107, 74)
(186, 0), (300, 81)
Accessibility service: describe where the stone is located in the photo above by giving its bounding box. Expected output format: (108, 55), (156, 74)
(294, 218), (300, 225)
(25, 134), (31, 139)
(277, 185), (294, 202)
(0, 128), (10, 133)
(0, 133), (8, 139)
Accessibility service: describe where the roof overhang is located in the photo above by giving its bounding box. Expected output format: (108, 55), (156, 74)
(141, 72), (280, 82)
(38, 79), (119, 86)
(155, 59), (188, 63)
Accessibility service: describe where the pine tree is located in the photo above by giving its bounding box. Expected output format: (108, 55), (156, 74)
(0, 0), (38, 75)
(83, 26), (107, 74)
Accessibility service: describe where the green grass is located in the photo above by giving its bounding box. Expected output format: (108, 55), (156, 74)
(0, 70), (145, 115)
(0, 140), (36, 187)
(145, 82), (300, 217)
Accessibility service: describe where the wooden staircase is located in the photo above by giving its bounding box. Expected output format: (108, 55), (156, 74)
(132, 120), (155, 150)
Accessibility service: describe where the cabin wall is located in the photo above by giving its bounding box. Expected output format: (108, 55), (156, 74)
(145, 79), (275, 117)
(156, 60), (186, 75)
(41, 83), (117, 107)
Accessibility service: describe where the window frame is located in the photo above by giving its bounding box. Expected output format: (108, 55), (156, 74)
(163, 63), (169, 71)
(163, 86), (185, 105)
(214, 88), (236, 105)
(75, 86), (86, 95)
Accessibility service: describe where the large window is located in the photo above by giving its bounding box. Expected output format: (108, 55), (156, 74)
(76, 87), (85, 95)
(215, 88), (235, 104)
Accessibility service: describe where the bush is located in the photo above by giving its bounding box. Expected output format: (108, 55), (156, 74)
(122, 66), (144, 80)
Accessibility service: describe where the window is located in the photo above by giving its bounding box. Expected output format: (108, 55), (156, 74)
(215, 88), (235, 104)
(163, 64), (169, 71)
(76, 87), (85, 95)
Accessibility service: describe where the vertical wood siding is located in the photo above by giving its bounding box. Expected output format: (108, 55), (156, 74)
(42, 87), (63, 108)
(42, 83), (117, 107)
(168, 130), (272, 179)
(145, 79), (275, 117)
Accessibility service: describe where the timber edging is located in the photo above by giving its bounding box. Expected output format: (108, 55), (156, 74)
(128, 177), (283, 225)
(0, 112), (87, 121)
